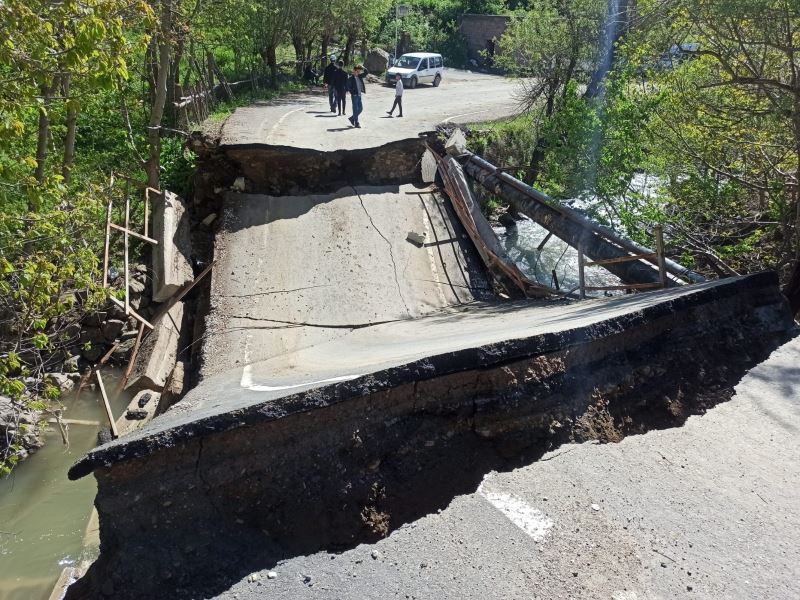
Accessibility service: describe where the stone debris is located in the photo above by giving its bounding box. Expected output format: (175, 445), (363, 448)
(444, 129), (467, 157)
(591, 503), (601, 511)
(45, 372), (74, 393)
(266, 571), (278, 580)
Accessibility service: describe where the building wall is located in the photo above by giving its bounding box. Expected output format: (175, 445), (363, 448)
(458, 14), (511, 64)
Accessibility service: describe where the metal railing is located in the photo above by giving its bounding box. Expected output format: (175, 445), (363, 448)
(578, 225), (668, 298)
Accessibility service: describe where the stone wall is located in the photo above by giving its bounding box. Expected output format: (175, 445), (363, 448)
(458, 14), (511, 65)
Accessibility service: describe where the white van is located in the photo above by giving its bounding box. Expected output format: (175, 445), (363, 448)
(386, 52), (444, 89)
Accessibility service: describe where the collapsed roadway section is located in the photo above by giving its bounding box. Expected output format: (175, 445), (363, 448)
(67, 77), (797, 599)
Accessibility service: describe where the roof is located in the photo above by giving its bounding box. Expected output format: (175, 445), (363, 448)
(400, 52), (442, 58)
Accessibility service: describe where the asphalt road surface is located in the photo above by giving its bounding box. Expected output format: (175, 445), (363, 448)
(215, 336), (800, 600)
(219, 70), (521, 150)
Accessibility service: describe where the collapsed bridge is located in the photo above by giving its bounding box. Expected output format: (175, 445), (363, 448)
(66, 73), (795, 599)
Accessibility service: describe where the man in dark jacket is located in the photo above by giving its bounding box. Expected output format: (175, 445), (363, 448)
(347, 64), (366, 128)
(323, 55), (338, 112)
(333, 60), (348, 116)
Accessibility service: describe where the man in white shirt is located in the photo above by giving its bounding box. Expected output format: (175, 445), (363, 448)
(387, 73), (404, 117)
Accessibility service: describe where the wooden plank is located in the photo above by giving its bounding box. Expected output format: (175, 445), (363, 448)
(655, 225), (668, 289)
(47, 418), (101, 426)
(95, 369), (118, 439)
(109, 223), (158, 245)
(584, 283), (663, 291)
(109, 295), (154, 329)
(119, 322), (146, 392)
(124, 187), (130, 316)
(585, 253), (658, 267)
(537, 231), (553, 251)
(103, 192), (113, 288)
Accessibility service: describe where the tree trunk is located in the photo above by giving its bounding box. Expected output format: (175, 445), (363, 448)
(166, 36), (184, 127)
(292, 37), (304, 76)
(343, 36), (355, 66)
(62, 74), (77, 186)
(34, 80), (55, 193)
(145, 0), (172, 190)
(321, 35), (329, 72)
(527, 92), (557, 185)
(265, 44), (278, 87)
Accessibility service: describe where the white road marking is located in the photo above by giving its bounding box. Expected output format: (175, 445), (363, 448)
(479, 485), (554, 542)
(240, 364), (362, 392)
(240, 334), (362, 391)
(443, 109), (493, 124)
(264, 104), (316, 141)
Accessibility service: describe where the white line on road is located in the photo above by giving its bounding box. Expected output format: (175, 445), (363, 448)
(443, 109), (494, 124)
(478, 475), (553, 542)
(240, 364), (362, 392)
(264, 104), (316, 141)
(240, 334), (363, 392)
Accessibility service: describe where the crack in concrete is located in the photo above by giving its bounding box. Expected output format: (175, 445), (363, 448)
(352, 185), (411, 317)
(222, 313), (405, 329)
(219, 284), (332, 298)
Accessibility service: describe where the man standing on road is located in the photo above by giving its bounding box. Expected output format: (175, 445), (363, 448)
(387, 73), (403, 117)
(333, 59), (348, 116)
(347, 64), (366, 128)
(323, 55), (338, 113)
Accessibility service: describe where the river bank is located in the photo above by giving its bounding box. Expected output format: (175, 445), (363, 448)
(0, 369), (133, 600)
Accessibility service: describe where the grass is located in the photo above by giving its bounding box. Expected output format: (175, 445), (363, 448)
(206, 81), (308, 123)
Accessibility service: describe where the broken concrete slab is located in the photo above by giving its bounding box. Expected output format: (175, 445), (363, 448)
(117, 390), (161, 437)
(124, 301), (183, 392)
(444, 129), (467, 157)
(421, 148), (438, 183)
(152, 191), (193, 303)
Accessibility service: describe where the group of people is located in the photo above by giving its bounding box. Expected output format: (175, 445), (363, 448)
(322, 55), (404, 129)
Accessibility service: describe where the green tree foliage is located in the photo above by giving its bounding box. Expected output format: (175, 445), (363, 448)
(479, 0), (799, 279)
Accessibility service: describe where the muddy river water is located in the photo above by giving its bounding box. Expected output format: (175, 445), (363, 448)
(0, 371), (132, 600)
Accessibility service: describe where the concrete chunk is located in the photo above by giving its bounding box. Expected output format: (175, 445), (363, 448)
(444, 129), (467, 157)
(125, 301), (184, 392)
(152, 191), (193, 302)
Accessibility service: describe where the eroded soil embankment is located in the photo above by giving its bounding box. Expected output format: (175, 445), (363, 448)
(65, 272), (794, 600)
(189, 133), (429, 199)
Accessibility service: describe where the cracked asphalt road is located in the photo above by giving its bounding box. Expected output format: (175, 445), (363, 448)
(200, 183), (491, 380)
(215, 336), (800, 600)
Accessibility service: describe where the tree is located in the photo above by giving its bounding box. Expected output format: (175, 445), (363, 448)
(495, 1), (606, 183)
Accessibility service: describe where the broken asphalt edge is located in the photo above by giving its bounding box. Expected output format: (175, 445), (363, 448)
(68, 271), (789, 480)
